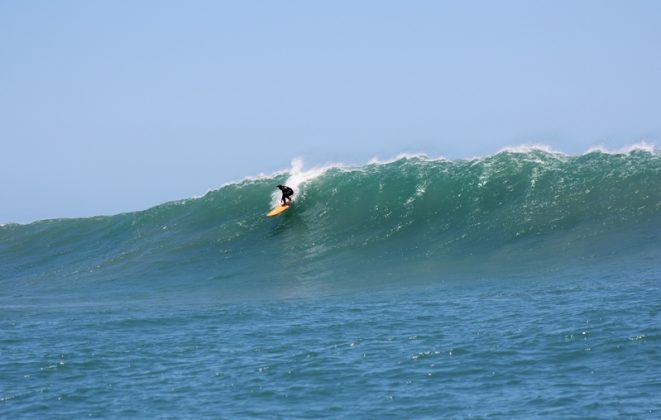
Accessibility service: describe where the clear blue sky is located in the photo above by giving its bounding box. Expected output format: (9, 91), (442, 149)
(1, 1), (660, 223)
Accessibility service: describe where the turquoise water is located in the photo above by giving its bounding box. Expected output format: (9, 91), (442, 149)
(1, 149), (660, 417)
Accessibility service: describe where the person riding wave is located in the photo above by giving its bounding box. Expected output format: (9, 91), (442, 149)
(277, 185), (294, 206)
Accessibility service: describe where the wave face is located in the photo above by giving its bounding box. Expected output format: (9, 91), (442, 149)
(1, 149), (660, 300)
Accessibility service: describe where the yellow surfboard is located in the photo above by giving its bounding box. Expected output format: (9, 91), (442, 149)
(266, 204), (291, 217)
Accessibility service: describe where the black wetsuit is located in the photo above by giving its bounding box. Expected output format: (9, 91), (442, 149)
(278, 185), (294, 205)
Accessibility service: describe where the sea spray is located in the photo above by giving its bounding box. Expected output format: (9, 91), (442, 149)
(270, 157), (343, 206)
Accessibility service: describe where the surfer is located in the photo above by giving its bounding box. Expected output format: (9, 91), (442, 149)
(277, 185), (294, 206)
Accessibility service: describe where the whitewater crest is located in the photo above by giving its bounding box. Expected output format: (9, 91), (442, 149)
(584, 141), (657, 155)
(264, 143), (658, 205)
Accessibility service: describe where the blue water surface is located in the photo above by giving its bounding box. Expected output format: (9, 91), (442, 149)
(2, 265), (659, 418)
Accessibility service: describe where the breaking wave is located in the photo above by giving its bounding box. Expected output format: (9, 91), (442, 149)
(1, 146), (659, 300)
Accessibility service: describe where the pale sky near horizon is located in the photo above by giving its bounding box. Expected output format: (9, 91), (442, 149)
(1, 1), (660, 223)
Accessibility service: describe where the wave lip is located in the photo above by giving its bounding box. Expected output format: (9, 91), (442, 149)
(497, 143), (566, 155)
(584, 141), (657, 155)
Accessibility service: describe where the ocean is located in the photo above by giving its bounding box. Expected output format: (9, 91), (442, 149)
(1, 147), (660, 417)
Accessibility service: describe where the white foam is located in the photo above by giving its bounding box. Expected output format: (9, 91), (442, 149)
(368, 152), (427, 165)
(367, 152), (448, 165)
(497, 141), (657, 157)
(497, 143), (566, 155)
(584, 141), (657, 155)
